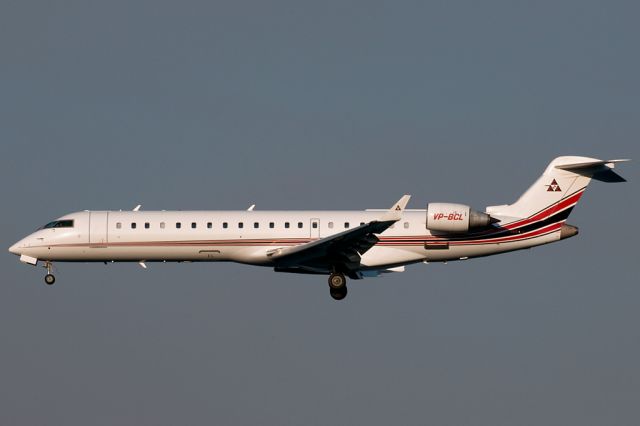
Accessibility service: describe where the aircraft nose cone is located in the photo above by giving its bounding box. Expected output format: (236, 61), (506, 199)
(9, 242), (21, 255)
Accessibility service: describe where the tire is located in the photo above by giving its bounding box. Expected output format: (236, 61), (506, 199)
(44, 274), (55, 285)
(328, 273), (346, 289)
(330, 286), (348, 301)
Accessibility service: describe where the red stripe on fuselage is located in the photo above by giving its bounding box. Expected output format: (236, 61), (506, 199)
(501, 188), (584, 230)
(35, 191), (580, 251)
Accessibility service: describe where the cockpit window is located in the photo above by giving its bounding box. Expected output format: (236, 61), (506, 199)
(43, 220), (74, 229)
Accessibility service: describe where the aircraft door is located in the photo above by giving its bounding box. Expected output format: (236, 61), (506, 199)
(89, 212), (109, 245)
(310, 218), (320, 239)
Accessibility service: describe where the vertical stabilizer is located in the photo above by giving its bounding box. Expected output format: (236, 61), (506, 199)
(486, 156), (628, 220)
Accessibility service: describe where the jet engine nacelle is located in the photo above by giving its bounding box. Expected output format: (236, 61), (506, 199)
(426, 203), (494, 233)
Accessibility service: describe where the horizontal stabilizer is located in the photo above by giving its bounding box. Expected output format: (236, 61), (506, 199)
(555, 158), (630, 171)
(592, 169), (626, 183)
(555, 158), (630, 182)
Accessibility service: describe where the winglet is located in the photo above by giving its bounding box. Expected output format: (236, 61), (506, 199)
(606, 158), (631, 166)
(380, 195), (411, 221)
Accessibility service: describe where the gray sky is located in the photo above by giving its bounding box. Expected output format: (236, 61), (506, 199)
(1, 1), (638, 425)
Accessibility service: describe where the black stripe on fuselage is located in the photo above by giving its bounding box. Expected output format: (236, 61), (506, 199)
(513, 207), (574, 235)
(427, 206), (575, 243)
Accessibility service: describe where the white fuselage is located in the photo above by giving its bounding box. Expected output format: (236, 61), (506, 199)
(10, 209), (563, 270)
(8, 156), (625, 300)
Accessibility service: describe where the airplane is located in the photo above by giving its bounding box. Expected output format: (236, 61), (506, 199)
(8, 156), (629, 300)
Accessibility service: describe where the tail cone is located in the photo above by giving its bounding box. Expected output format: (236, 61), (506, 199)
(560, 224), (579, 240)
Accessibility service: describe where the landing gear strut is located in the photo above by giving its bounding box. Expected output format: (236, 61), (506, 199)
(43, 261), (55, 285)
(328, 272), (347, 301)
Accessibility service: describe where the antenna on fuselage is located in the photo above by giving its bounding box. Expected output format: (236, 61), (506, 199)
(133, 204), (142, 211)
(247, 204), (255, 211)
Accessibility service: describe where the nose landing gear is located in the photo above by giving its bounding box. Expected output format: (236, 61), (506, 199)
(43, 261), (55, 285)
(328, 272), (347, 301)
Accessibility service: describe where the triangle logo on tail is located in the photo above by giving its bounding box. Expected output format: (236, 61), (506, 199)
(546, 179), (562, 192)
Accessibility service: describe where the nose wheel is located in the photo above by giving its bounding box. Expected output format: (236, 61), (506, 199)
(328, 272), (347, 301)
(43, 261), (55, 285)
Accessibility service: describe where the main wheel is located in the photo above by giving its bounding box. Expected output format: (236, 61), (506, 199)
(330, 286), (348, 301)
(44, 274), (55, 285)
(328, 273), (346, 290)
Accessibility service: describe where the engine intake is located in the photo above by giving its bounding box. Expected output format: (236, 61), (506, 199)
(426, 203), (494, 233)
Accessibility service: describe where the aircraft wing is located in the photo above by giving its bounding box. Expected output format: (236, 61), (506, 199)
(269, 195), (410, 276)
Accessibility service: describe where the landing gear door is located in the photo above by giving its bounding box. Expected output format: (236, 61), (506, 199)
(89, 212), (108, 245)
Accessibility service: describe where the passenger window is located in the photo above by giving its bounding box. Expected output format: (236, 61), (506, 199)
(191, 222), (197, 229)
(238, 222), (243, 229)
(160, 222), (165, 229)
(298, 222), (303, 229)
(145, 222), (150, 229)
(312, 222), (318, 229)
(404, 222), (409, 229)
(131, 223), (137, 229)
(254, 222), (259, 229)
(207, 222), (212, 229)
(269, 222), (274, 229)
(176, 222), (181, 229)
(223, 222), (228, 229)
(116, 222), (122, 229)
(328, 222), (333, 229)
(344, 222), (350, 228)
(285, 222), (290, 229)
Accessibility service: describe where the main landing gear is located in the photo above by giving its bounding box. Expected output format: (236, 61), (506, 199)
(43, 261), (55, 285)
(328, 272), (347, 301)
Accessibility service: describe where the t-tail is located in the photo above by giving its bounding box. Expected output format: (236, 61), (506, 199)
(486, 156), (630, 238)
